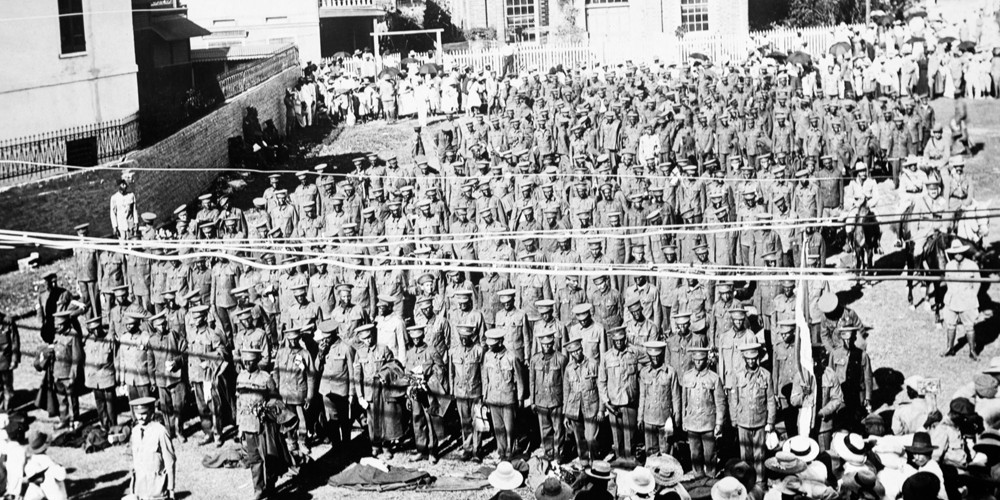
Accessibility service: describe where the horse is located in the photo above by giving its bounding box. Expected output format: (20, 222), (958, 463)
(896, 204), (951, 322)
(847, 204), (881, 281)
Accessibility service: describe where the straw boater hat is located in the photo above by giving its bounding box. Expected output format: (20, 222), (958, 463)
(586, 460), (615, 481)
(833, 432), (870, 464)
(646, 453), (684, 487)
(782, 435), (820, 463)
(488, 461), (524, 490)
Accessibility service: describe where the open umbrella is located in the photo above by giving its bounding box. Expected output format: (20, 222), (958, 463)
(959, 41), (977, 52)
(688, 52), (710, 62)
(331, 51), (351, 60)
(401, 57), (420, 65)
(905, 9), (927, 21)
(874, 14), (894, 26)
(829, 42), (852, 57)
(938, 36), (957, 44)
(788, 51), (812, 65)
(378, 66), (400, 78)
(766, 50), (787, 62)
(906, 36), (925, 45)
(418, 62), (439, 75)
(869, 9), (886, 17)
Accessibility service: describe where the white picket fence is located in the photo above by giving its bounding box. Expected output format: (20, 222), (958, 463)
(324, 24), (861, 77)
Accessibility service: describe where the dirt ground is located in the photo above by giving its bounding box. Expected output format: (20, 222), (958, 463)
(2, 99), (1000, 499)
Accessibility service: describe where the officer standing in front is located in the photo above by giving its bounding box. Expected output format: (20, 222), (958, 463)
(128, 396), (176, 500)
(236, 348), (280, 500)
(731, 343), (775, 486)
(528, 330), (567, 465)
(637, 340), (681, 456)
(482, 328), (526, 461)
(598, 327), (640, 462)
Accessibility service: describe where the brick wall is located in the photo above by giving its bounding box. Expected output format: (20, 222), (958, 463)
(0, 66), (301, 272)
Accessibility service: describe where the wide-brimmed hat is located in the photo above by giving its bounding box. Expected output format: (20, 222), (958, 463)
(623, 467), (657, 495)
(974, 430), (1000, 454)
(904, 432), (938, 454)
(26, 431), (50, 454)
(534, 477), (572, 500)
(646, 453), (683, 486)
(488, 461), (524, 490)
(782, 435), (820, 463)
(832, 432), (869, 464)
(586, 460), (614, 480)
(711, 477), (748, 500)
(945, 240), (970, 254)
(765, 451), (807, 475)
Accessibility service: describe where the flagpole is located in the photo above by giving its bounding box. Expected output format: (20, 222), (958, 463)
(796, 233), (816, 436)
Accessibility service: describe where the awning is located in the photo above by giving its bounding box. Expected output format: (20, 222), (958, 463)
(151, 14), (211, 41)
(191, 42), (292, 62)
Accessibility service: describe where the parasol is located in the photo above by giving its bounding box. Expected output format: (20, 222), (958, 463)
(905, 9), (928, 21)
(688, 52), (710, 62)
(788, 51), (812, 65)
(401, 57), (420, 65)
(378, 66), (400, 78)
(959, 41), (977, 52)
(874, 14), (894, 26)
(331, 51), (351, 60)
(906, 36), (925, 45)
(417, 62), (440, 75)
(938, 36), (957, 44)
(829, 42), (852, 57)
(766, 51), (787, 62)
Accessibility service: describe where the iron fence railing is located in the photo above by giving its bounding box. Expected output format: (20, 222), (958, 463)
(219, 44), (301, 99)
(0, 113), (140, 184)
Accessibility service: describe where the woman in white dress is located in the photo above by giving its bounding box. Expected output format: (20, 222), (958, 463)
(441, 72), (460, 114)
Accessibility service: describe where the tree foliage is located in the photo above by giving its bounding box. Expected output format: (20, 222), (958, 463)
(754, 0), (918, 29)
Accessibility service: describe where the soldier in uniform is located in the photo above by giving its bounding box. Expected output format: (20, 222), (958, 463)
(771, 320), (802, 438)
(235, 348), (282, 500)
(119, 311), (154, 401)
(73, 223), (100, 316)
(829, 326), (872, 431)
(405, 325), (448, 463)
(51, 311), (84, 429)
(275, 327), (315, 457)
(569, 304), (607, 361)
(187, 305), (230, 446)
(354, 324), (394, 458)
(317, 319), (355, 446)
(148, 311), (186, 441)
(666, 312), (708, 375)
(449, 324), (484, 461)
(0, 309), (20, 412)
(495, 289), (529, 361)
(681, 347), (725, 478)
(82, 316), (116, 429)
(625, 297), (661, 346)
(599, 327), (641, 461)
(528, 330), (567, 465)
(482, 328), (526, 461)
(127, 397), (176, 500)
(638, 340), (681, 456)
(731, 343), (775, 486)
(563, 338), (600, 466)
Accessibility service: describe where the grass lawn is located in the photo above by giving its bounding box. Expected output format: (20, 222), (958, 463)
(1, 100), (999, 499)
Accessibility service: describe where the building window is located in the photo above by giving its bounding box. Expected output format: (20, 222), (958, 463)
(585, 0), (627, 5)
(505, 0), (536, 42)
(680, 0), (709, 32)
(58, 0), (86, 54)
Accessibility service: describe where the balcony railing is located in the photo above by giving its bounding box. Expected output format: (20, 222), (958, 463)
(218, 45), (300, 99)
(321, 0), (389, 7)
